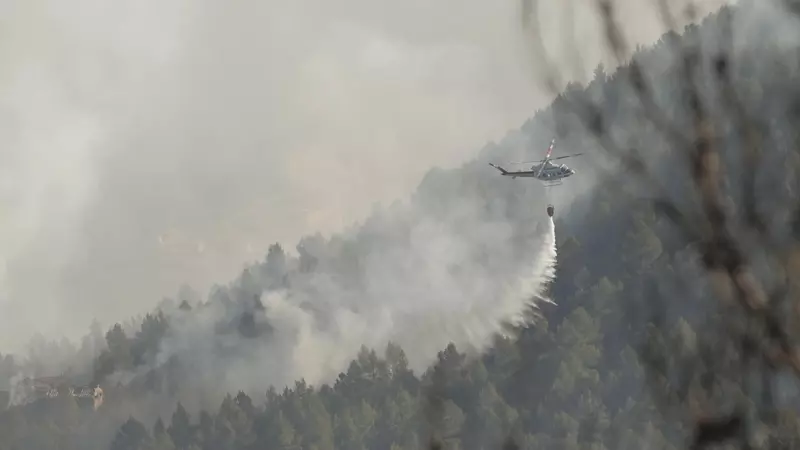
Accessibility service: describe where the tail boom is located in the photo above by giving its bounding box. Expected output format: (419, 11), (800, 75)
(488, 163), (509, 175)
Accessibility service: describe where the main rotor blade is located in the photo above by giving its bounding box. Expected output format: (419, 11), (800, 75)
(549, 153), (584, 160)
(509, 159), (546, 164)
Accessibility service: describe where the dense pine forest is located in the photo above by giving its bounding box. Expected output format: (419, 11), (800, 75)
(3, 2), (800, 449)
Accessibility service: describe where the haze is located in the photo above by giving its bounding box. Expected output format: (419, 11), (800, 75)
(0, 0), (726, 352)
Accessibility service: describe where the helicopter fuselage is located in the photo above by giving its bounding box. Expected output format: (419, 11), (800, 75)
(500, 162), (576, 181)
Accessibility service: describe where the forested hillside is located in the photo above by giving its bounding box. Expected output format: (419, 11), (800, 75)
(2, 2), (800, 449)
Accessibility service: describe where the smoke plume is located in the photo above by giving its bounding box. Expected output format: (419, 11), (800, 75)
(0, 0), (728, 354)
(114, 195), (560, 411)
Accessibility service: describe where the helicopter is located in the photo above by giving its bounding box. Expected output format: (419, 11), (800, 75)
(489, 138), (583, 186)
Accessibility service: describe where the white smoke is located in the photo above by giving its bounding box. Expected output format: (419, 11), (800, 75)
(0, 0), (730, 354)
(129, 199), (559, 409)
(7, 372), (34, 408)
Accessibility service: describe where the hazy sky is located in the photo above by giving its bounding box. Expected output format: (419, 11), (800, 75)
(0, 0), (728, 351)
